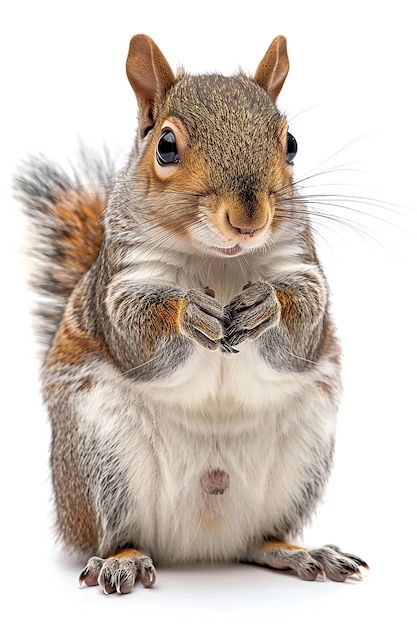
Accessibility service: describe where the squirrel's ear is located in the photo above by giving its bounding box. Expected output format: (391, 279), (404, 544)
(254, 36), (289, 101)
(126, 34), (176, 136)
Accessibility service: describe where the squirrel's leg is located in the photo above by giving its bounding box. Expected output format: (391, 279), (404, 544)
(79, 548), (156, 594)
(252, 540), (369, 582)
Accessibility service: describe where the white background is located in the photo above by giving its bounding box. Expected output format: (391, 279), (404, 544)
(1, 1), (416, 623)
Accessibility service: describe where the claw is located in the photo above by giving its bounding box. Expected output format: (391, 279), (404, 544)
(78, 568), (88, 587)
(220, 339), (239, 354)
(347, 556), (369, 571)
(323, 545), (370, 573)
(140, 567), (156, 588)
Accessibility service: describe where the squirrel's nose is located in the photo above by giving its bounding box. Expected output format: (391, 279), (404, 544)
(236, 226), (257, 235)
(226, 210), (267, 236)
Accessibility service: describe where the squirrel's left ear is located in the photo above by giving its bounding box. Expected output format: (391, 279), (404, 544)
(126, 34), (176, 136)
(254, 36), (289, 100)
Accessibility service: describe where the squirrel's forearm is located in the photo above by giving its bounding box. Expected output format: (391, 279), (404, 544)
(274, 271), (327, 339)
(103, 279), (193, 378)
(260, 269), (331, 371)
(44, 275), (194, 384)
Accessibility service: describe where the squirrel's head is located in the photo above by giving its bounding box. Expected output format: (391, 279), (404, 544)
(126, 35), (298, 258)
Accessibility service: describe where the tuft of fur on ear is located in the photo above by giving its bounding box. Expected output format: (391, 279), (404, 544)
(126, 34), (176, 137)
(254, 36), (289, 100)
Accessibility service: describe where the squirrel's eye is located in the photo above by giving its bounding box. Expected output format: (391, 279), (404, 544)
(156, 129), (180, 165)
(286, 132), (297, 164)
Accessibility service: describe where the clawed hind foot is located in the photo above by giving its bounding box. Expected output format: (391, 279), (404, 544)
(257, 541), (369, 582)
(79, 548), (156, 594)
(79, 542), (368, 594)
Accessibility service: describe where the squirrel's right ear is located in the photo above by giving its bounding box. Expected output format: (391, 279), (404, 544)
(126, 35), (176, 136)
(254, 36), (289, 101)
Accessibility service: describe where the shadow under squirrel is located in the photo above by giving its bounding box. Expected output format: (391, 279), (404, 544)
(15, 34), (368, 594)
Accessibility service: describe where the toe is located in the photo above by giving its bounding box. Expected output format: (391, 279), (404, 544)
(79, 556), (104, 587)
(136, 555), (157, 588)
(310, 546), (368, 582)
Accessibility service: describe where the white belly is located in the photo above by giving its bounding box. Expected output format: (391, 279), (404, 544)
(79, 344), (338, 563)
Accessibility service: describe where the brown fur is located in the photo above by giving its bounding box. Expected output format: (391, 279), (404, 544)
(260, 539), (303, 552)
(139, 297), (186, 351)
(52, 190), (104, 297)
(50, 415), (100, 552)
(47, 316), (110, 367)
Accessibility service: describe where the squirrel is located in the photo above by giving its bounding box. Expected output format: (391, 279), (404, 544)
(15, 34), (368, 594)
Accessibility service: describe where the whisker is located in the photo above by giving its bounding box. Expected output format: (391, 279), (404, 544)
(122, 353), (161, 375)
(298, 132), (382, 179)
(282, 202), (390, 248)
(285, 104), (321, 125)
(284, 350), (318, 366)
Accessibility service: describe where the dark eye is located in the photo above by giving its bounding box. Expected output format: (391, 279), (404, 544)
(156, 129), (180, 165)
(286, 132), (297, 164)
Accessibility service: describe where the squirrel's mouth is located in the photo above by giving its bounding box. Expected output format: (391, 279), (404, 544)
(209, 244), (243, 257)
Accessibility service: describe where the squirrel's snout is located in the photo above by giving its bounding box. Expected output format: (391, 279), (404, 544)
(225, 202), (270, 238)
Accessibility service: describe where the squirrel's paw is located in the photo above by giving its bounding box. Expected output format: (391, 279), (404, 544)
(258, 541), (368, 582)
(309, 545), (369, 582)
(79, 549), (156, 594)
(225, 281), (279, 347)
(181, 288), (225, 350)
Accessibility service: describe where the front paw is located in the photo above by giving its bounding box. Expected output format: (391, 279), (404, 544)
(224, 281), (280, 347)
(181, 288), (226, 350)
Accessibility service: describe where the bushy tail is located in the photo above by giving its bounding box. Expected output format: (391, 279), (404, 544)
(14, 148), (115, 355)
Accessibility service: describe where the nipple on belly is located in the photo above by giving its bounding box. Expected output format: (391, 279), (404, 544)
(200, 468), (230, 495)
